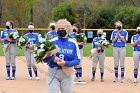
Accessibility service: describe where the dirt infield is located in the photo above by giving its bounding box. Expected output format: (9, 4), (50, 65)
(0, 56), (139, 93)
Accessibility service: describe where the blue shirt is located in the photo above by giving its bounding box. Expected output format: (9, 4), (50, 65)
(92, 37), (104, 53)
(43, 37), (80, 68)
(46, 30), (58, 40)
(69, 32), (86, 49)
(1, 29), (18, 44)
(110, 30), (128, 47)
(25, 33), (39, 45)
(131, 34), (140, 51)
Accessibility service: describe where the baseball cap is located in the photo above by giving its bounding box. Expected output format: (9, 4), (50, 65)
(137, 26), (140, 30)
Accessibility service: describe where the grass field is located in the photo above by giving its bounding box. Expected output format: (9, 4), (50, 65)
(0, 43), (133, 57)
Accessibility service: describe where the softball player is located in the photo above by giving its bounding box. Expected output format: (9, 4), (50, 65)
(111, 21), (128, 83)
(46, 22), (58, 40)
(91, 29), (105, 82)
(24, 24), (39, 80)
(43, 19), (80, 93)
(1, 21), (18, 80)
(131, 26), (140, 83)
(69, 23), (86, 82)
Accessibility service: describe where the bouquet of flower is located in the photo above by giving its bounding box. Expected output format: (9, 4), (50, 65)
(8, 32), (19, 42)
(97, 39), (110, 48)
(5, 32), (19, 52)
(34, 39), (56, 63)
(17, 36), (29, 49)
(75, 33), (87, 43)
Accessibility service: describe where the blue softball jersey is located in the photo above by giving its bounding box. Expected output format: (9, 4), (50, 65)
(69, 32), (85, 49)
(46, 30), (58, 40)
(110, 30), (128, 47)
(43, 37), (81, 69)
(92, 37), (104, 53)
(1, 29), (18, 44)
(25, 33), (39, 45)
(131, 34), (140, 51)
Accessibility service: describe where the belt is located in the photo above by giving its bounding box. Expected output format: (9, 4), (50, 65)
(10, 42), (16, 44)
(114, 46), (124, 48)
(50, 66), (62, 69)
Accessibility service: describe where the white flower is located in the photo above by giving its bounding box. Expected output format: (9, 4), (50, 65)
(34, 54), (38, 58)
(35, 47), (38, 51)
(19, 37), (25, 43)
(40, 44), (45, 49)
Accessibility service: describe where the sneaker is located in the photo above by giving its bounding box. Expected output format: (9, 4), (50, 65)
(78, 78), (84, 82)
(113, 77), (118, 82)
(6, 77), (11, 80)
(74, 77), (79, 82)
(10, 77), (16, 80)
(100, 78), (104, 82)
(36, 77), (39, 80)
(120, 78), (124, 83)
(133, 78), (138, 83)
(28, 77), (32, 80)
(91, 77), (95, 81)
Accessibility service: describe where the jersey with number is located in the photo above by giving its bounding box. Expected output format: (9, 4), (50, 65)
(110, 30), (128, 47)
(1, 29), (18, 44)
(131, 34), (140, 51)
(25, 33), (39, 45)
(46, 30), (58, 40)
(92, 37), (104, 53)
(43, 37), (81, 68)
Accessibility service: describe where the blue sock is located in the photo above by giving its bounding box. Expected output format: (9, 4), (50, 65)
(33, 67), (38, 77)
(121, 67), (125, 79)
(12, 66), (16, 77)
(28, 67), (32, 77)
(92, 67), (96, 78)
(134, 69), (138, 78)
(6, 65), (10, 77)
(74, 68), (79, 78)
(114, 67), (118, 78)
(78, 67), (82, 78)
(101, 72), (104, 79)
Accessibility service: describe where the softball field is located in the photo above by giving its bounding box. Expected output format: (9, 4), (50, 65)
(0, 56), (139, 93)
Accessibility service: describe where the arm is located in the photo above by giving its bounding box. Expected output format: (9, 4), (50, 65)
(112, 32), (119, 43)
(131, 36), (140, 47)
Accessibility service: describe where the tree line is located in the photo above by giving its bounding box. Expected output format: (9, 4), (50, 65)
(0, 0), (140, 29)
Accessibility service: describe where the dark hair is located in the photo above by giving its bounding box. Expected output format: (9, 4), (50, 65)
(9, 21), (14, 29)
(50, 25), (55, 30)
(73, 23), (82, 34)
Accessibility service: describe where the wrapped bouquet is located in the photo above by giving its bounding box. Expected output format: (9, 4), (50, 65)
(75, 33), (87, 43)
(97, 39), (110, 48)
(34, 40), (56, 63)
(17, 36), (29, 49)
(5, 32), (19, 52)
(8, 32), (19, 42)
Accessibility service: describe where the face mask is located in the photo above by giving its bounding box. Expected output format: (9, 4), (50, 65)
(57, 30), (67, 37)
(73, 29), (77, 32)
(6, 26), (10, 29)
(137, 31), (140, 35)
(98, 34), (102, 37)
(117, 25), (122, 30)
(29, 30), (34, 33)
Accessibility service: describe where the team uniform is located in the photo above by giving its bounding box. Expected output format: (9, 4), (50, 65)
(43, 37), (80, 93)
(1, 29), (18, 80)
(111, 29), (128, 82)
(69, 32), (86, 82)
(91, 37), (105, 81)
(131, 34), (140, 82)
(24, 33), (39, 79)
(46, 30), (58, 39)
